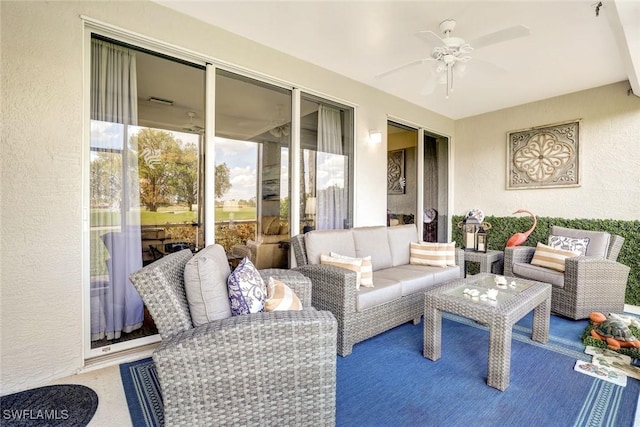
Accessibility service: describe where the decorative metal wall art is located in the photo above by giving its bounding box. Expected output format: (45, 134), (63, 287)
(387, 149), (406, 194)
(507, 120), (580, 190)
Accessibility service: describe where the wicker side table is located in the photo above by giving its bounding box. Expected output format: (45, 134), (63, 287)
(463, 249), (504, 277)
(423, 273), (551, 391)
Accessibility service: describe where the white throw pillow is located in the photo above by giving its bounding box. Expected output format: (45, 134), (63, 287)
(330, 252), (374, 288)
(183, 244), (232, 326)
(320, 253), (364, 289)
(409, 242), (456, 267)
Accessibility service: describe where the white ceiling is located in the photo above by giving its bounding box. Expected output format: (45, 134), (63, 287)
(157, 0), (640, 120)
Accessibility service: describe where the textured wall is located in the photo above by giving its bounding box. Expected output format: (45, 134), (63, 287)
(1, 1), (85, 395)
(0, 1), (454, 393)
(454, 82), (640, 220)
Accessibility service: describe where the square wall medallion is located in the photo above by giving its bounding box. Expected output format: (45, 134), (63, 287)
(507, 120), (580, 190)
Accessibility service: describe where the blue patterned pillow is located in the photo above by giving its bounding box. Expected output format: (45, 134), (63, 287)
(227, 257), (266, 315)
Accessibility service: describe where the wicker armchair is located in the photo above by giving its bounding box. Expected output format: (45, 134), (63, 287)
(504, 226), (630, 320)
(129, 249), (337, 426)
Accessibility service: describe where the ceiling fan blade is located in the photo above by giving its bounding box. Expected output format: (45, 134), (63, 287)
(375, 58), (434, 79)
(469, 25), (530, 50)
(416, 30), (445, 47)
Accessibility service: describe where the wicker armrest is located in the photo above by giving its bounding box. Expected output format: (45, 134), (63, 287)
(259, 268), (313, 307)
(154, 310), (337, 426)
(294, 264), (359, 314)
(564, 257), (631, 292)
(503, 246), (536, 276)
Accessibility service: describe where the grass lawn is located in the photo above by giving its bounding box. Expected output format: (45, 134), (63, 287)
(91, 206), (257, 225)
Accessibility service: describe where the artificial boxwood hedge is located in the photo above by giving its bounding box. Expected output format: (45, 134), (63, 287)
(451, 215), (640, 306)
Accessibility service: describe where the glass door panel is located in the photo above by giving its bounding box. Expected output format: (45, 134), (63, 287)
(214, 70), (292, 269)
(88, 36), (205, 355)
(387, 122), (417, 228)
(299, 94), (354, 233)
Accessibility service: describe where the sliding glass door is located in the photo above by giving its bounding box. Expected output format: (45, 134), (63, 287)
(86, 33), (355, 359)
(88, 36), (205, 355)
(214, 70), (292, 269)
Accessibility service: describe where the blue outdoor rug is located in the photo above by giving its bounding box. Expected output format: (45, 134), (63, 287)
(120, 313), (640, 427)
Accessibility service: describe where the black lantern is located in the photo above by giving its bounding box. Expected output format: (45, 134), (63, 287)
(462, 216), (480, 251)
(476, 226), (488, 253)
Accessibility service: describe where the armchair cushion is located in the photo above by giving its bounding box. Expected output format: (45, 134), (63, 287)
(265, 277), (302, 311)
(227, 258), (267, 315)
(512, 261), (566, 288)
(550, 226), (610, 258)
(530, 242), (581, 272)
(183, 245), (232, 326)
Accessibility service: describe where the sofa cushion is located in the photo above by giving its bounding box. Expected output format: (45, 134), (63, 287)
(227, 257), (267, 315)
(261, 216), (281, 235)
(321, 253), (364, 289)
(409, 242), (456, 267)
(353, 226), (392, 271)
(550, 226), (610, 258)
(548, 235), (590, 256)
(330, 252), (373, 288)
(530, 242), (581, 272)
(374, 266), (433, 296)
(387, 224), (419, 266)
(183, 244), (232, 326)
(264, 277), (302, 311)
(512, 262), (565, 288)
(305, 229), (355, 264)
(356, 278), (402, 311)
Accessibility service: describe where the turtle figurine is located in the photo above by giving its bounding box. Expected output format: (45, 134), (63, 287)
(589, 312), (640, 351)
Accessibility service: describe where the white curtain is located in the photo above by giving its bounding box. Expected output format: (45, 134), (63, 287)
(316, 105), (347, 229)
(90, 39), (143, 341)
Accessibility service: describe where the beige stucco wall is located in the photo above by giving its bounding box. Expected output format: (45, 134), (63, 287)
(0, 1), (453, 393)
(454, 81), (640, 220)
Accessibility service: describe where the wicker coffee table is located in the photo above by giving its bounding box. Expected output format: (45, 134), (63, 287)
(423, 273), (551, 391)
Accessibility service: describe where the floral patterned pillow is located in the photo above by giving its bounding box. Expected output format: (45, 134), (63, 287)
(227, 257), (266, 316)
(548, 235), (590, 256)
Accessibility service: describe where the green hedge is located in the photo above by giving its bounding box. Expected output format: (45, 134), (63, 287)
(451, 215), (640, 306)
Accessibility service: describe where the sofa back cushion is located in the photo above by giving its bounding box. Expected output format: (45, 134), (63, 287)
(387, 224), (419, 266)
(550, 226), (610, 258)
(304, 229), (355, 264)
(353, 226), (393, 271)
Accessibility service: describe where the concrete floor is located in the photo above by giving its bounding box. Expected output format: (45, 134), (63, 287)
(46, 364), (133, 427)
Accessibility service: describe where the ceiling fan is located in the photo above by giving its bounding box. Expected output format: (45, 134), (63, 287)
(376, 19), (530, 98)
(182, 111), (204, 134)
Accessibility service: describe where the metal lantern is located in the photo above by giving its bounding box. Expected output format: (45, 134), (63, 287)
(476, 225), (488, 253)
(462, 216), (480, 251)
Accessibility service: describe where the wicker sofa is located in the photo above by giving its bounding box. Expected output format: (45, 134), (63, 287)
(504, 226), (630, 320)
(292, 224), (463, 356)
(129, 248), (337, 426)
